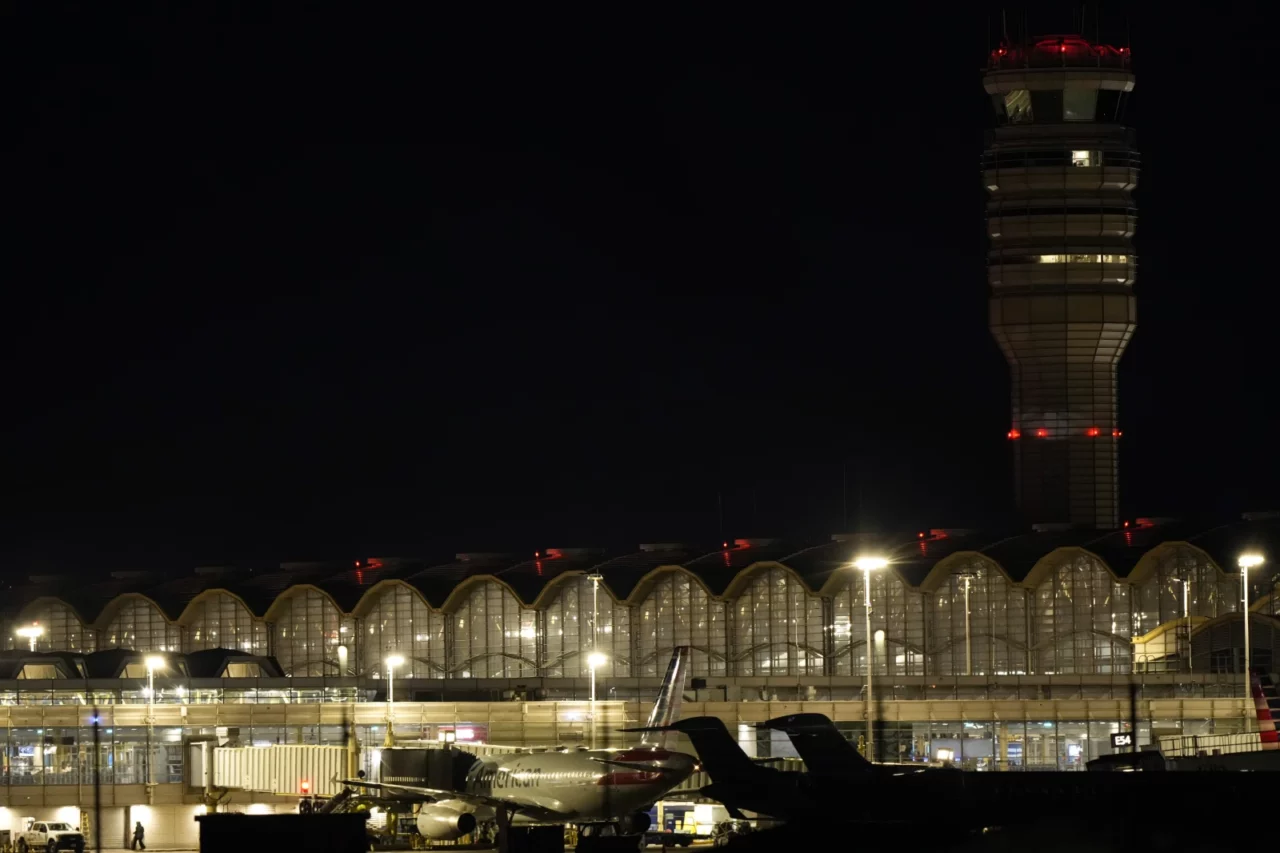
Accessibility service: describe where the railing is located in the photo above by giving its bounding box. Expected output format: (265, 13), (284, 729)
(1159, 732), (1263, 759)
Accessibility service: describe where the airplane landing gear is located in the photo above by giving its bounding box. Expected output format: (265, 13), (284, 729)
(575, 821), (646, 853)
(495, 808), (562, 853)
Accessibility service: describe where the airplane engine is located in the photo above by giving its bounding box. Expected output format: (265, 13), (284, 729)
(416, 802), (478, 840)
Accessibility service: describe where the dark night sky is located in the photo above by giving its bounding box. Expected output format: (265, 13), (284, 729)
(5, 3), (1279, 570)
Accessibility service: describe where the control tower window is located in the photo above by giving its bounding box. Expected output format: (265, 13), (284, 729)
(1030, 90), (1063, 123)
(1034, 253), (1129, 264)
(1095, 90), (1124, 122)
(1004, 90), (1033, 124)
(1071, 150), (1097, 167)
(1063, 88), (1098, 121)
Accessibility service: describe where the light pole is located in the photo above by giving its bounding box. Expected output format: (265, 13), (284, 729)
(853, 556), (888, 763)
(958, 573), (974, 676)
(588, 651), (607, 748)
(145, 655), (165, 788)
(385, 654), (404, 747)
(15, 624), (44, 652)
(586, 573), (604, 692)
(1172, 577), (1191, 674)
(1238, 554), (1264, 730)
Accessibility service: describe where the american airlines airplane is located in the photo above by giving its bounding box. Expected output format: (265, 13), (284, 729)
(341, 647), (695, 850)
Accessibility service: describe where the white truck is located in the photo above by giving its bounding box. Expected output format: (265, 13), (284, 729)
(16, 821), (85, 853)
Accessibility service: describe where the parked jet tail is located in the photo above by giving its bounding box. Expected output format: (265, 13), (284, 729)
(636, 646), (691, 750)
(762, 713), (876, 778)
(623, 716), (757, 784)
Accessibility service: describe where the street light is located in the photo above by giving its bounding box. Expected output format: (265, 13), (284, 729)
(1238, 553), (1264, 728)
(587, 652), (607, 701)
(145, 656), (165, 788)
(385, 654), (405, 747)
(1171, 577), (1191, 674)
(852, 556), (889, 763)
(957, 573), (975, 676)
(15, 624), (44, 652)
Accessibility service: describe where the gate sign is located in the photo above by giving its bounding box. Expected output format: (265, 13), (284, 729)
(1111, 733), (1133, 748)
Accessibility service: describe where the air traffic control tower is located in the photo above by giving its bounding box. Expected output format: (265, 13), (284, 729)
(984, 35), (1137, 530)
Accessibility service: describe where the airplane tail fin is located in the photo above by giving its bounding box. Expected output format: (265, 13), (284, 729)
(638, 646), (691, 749)
(623, 717), (756, 784)
(762, 713), (876, 777)
(1249, 671), (1278, 750)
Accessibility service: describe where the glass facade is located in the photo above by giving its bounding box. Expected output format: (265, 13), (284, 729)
(637, 571), (726, 678)
(450, 581), (537, 678)
(102, 599), (182, 652)
(930, 561), (1029, 675)
(272, 589), (353, 676)
(832, 569), (925, 676)
(1033, 553), (1131, 674)
(543, 576), (632, 678)
(0, 547), (1269, 679)
(362, 583), (446, 678)
(732, 568), (824, 676)
(185, 592), (268, 654)
(7, 600), (96, 653)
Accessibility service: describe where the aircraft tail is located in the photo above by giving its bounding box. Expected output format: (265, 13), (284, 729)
(763, 713), (876, 777)
(638, 646), (691, 749)
(623, 717), (756, 784)
(1250, 671), (1278, 750)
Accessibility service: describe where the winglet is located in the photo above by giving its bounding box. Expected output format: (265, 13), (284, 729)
(639, 646), (691, 749)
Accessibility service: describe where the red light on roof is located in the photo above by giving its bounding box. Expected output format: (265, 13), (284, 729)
(534, 551), (540, 558)
(918, 532), (925, 539)
(1035, 428), (1048, 438)
(1060, 45), (1067, 52)
(1123, 521), (1130, 528)
(1086, 427), (1100, 437)
(722, 541), (728, 549)
(1112, 429), (1123, 437)
(1007, 429), (1021, 439)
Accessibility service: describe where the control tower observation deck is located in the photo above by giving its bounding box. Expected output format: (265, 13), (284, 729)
(983, 35), (1137, 530)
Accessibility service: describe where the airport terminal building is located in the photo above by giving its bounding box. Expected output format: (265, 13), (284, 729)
(2, 29), (1277, 849)
(1, 514), (1278, 840)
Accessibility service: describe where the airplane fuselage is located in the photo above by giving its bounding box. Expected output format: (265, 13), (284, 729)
(455, 746), (695, 826)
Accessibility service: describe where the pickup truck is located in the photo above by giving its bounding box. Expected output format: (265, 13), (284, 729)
(17, 822), (85, 853)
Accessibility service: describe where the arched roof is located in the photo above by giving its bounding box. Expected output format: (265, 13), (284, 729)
(92, 592), (172, 631)
(916, 552), (1015, 593)
(436, 574), (529, 614)
(173, 588), (260, 626)
(16, 596), (91, 628)
(719, 561), (817, 601)
(1021, 546), (1124, 589)
(260, 584), (346, 623)
(3, 516), (1278, 627)
(349, 578), (431, 619)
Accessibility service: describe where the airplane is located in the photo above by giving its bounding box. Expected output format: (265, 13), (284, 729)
(338, 646), (697, 853)
(759, 712), (939, 780)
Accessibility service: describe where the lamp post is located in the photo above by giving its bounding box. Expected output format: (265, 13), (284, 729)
(852, 556), (888, 763)
(958, 573), (975, 676)
(1238, 554), (1264, 730)
(15, 624), (44, 652)
(144, 656), (165, 788)
(1171, 577), (1191, 674)
(588, 651), (607, 748)
(385, 654), (405, 747)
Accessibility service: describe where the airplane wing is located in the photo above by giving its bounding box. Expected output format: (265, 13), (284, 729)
(337, 778), (510, 810)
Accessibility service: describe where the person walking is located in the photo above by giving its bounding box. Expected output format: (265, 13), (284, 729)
(131, 821), (145, 850)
